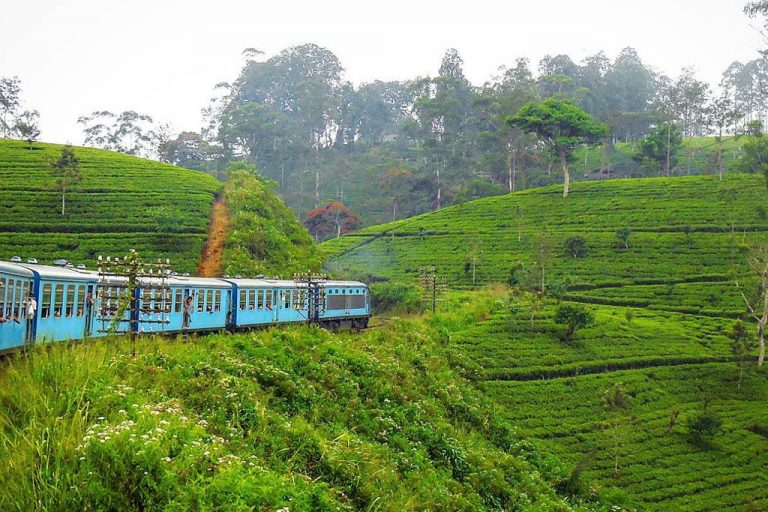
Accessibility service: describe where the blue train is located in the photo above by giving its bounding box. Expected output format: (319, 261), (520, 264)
(0, 260), (370, 352)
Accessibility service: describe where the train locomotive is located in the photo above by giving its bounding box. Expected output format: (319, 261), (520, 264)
(0, 259), (370, 352)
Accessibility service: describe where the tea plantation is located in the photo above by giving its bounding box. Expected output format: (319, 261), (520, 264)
(324, 175), (768, 510)
(0, 139), (221, 272)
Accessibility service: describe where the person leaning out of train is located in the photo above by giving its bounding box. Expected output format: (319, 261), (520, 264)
(26, 294), (36, 321)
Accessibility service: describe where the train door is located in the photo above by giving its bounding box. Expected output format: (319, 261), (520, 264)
(182, 288), (192, 329)
(84, 285), (94, 337)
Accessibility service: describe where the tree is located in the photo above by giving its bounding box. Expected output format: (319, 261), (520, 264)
(0, 76), (22, 138)
(508, 98), (607, 197)
(730, 320), (755, 388)
(686, 409), (723, 447)
(736, 242), (768, 366)
(303, 201), (360, 241)
(555, 304), (594, 343)
(735, 121), (768, 188)
(78, 110), (159, 157)
(603, 382), (631, 476)
(50, 145), (82, 216)
(633, 122), (683, 176)
(615, 228), (631, 250)
(564, 236), (587, 258)
(706, 93), (741, 179)
(13, 110), (40, 149)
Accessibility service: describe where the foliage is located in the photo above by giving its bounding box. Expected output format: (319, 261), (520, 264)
(13, 110), (40, 149)
(554, 304), (595, 343)
(564, 236), (587, 258)
(78, 110), (160, 158)
(0, 318), (601, 511)
(49, 144), (82, 216)
(0, 139), (221, 272)
(614, 229), (631, 250)
(203, 44), (751, 228)
(508, 98), (607, 196)
(686, 410), (723, 447)
(632, 123), (683, 175)
(369, 281), (422, 315)
(221, 163), (323, 278)
(734, 121), (768, 188)
(304, 201), (361, 242)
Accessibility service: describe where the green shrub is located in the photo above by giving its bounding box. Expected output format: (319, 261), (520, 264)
(369, 281), (421, 314)
(564, 236), (587, 258)
(686, 410), (723, 446)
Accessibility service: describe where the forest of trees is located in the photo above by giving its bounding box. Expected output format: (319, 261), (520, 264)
(163, 42), (765, 234)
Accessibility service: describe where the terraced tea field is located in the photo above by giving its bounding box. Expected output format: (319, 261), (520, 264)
(0, 140), (221, 272)
(326, 175), (768, 510)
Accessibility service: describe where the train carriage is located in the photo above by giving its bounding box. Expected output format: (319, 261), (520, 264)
(0, 262), (35, 351)
(0, 259), (371, 349)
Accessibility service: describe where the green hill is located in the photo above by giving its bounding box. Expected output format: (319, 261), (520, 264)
(0, 139), (222, 273)
(0, 318), (607, 511)
(323, 175), (768, 510)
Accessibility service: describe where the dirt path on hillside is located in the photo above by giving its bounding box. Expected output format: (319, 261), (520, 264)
(198, 196), (229, 277)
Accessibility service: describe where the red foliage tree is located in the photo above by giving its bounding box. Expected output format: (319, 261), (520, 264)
(303, 202), (361, 241)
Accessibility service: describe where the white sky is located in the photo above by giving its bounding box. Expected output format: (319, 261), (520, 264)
(0, 0), (764, 144)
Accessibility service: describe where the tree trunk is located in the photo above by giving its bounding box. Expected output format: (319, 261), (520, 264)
(758, 321), (765, 366)
(665, 125), (672, 177)
(560, 151), (570, 198)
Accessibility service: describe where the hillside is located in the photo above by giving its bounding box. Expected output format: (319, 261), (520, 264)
(324, 174), (767, 314)
(0, 316), (609, 511)
(324, 175), (768, 510)
(0, 140), (221, 273)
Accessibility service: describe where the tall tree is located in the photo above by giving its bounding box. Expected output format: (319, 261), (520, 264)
(13, 110), (40, 149)
(50, 145), (82, 216)
(633, 122), (683, 176)
(78, 110), (159, 157)
(0, 76), (22, 138)
(508, 98), (607, 196)
(706, 93), (741, 179)
(736, 242), (768, 366)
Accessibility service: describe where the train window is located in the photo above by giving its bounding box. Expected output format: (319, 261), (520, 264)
(163, 288), (172, 313)
(257, 289), (264, 309)
(53, 284), (63, 318)
(214, 290), (221, 312)
(76, 285), (85, 317)
(265, 290), (273, 310)
(174, 289), (182, 313)
(42, 284), (51, 318)
(19, 281), (29, 319)
(284, 290), (291, 309)
(239, 289), (246, 310)
(66, 285), (75, 317)
(196, 291), (203, 313)
(294, 290), (306, 310)
(6, 279), (14, 318)
(248, 289), (255, 310)
(0, 277), (5, 318)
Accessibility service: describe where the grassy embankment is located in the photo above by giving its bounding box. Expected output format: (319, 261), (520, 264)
(0, 304), (612, 511)
(0, 139), (221, 273)
(323, 174), (768, 511)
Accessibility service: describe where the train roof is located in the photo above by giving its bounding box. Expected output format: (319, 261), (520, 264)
(224, 278), (367, 289)
(0, 261), (35, 278)
(0, 261), (95, 281)
(0, 260), (368, 289)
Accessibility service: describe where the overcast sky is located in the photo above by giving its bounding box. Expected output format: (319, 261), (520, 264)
(0, 0), (763, 144)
